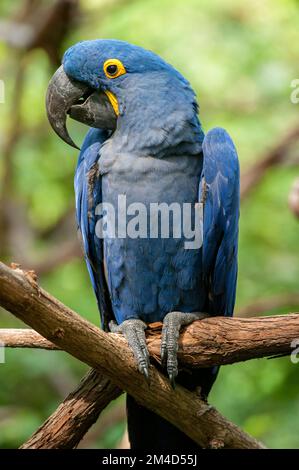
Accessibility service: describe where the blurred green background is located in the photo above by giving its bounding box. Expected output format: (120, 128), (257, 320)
(0, 0), (299, 449)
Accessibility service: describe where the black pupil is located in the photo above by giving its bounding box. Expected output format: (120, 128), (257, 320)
(107, 64), (118, 75)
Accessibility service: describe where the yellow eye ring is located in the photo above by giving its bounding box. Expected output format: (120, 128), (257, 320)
(103, 59), (126, 79)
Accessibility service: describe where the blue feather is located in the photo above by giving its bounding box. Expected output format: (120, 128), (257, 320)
(74, 127), (114, 330)
(65, 39), (240, 449)
(200, 127), (240, 316)
(70, 41), (239, 326)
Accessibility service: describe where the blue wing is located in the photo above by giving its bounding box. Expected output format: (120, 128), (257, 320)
(200, 127), (240, 317)
(74, 128), (114, 330)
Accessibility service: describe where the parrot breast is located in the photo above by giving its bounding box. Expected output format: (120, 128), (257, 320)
(99, 147), (206, 324)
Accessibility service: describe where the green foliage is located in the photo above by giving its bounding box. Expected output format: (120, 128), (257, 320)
(0, 0), (299, 449)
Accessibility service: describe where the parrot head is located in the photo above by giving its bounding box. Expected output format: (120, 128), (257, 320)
(46, 39), (201, 152)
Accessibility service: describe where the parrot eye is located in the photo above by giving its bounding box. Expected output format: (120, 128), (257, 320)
(107, 64), (118, 75)
(103, 59), (126, 79)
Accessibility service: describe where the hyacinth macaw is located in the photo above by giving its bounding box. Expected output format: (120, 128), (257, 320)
(46, 39), (239, 449)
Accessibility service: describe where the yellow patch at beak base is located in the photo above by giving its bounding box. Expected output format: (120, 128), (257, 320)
(104, 90), (119, 116)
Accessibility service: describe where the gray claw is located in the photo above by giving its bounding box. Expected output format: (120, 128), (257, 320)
(161, 346), (167, 366)
(140, 363), (149, 381)
(109, 319), (150, 380)
(161, 311), (208, 386)
(169, 372), (176, 389)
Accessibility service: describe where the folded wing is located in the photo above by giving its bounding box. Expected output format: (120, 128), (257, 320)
(200, 127), (240, 317)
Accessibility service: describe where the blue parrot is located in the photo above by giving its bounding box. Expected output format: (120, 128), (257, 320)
(46, 39), (239, 449)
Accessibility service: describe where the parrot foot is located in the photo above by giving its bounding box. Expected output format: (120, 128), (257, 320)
(109, 319), (150, 380)
(161, 311), (208, 388)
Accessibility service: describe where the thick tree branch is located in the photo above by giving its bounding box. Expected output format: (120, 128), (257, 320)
(0, 328), (123, 449)
(146, 314), (299, 367)
(0, 262), (264, 448)
(20, 369), (122, 449)
(2, 308), (299, 368)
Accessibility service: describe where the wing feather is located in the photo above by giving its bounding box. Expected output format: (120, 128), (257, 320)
(74, 128), (114, 330)
(200, 127), (240, 317)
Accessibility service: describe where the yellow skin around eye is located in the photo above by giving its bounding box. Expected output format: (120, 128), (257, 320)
(103, 58), (126, 79)
(103, 59), (126, 116)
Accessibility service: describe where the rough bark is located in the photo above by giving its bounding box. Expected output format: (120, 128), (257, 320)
(0, 328), (59, 349)
(20, 369), (122, 449)
(146, 314), (299, 367)
(2, 312), (299, 368)
(0, 262), (264, 449)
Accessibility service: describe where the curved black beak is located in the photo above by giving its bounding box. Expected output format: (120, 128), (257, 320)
(46, 66), (117, 149)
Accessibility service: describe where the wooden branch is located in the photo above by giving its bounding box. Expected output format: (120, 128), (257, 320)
(146, 314), (299, 367)
(1, 330), (123, 450)
(21, 369), (122, 449)
(0, 328), (59, 349)
(80, 401), (126, 448)
(0, 262), (264, 448)
(2, 308), (299, 368)
(241, 124), (299, 200)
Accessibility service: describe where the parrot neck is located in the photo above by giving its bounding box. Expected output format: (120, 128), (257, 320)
(109, 73), (204, 158)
